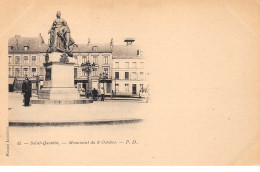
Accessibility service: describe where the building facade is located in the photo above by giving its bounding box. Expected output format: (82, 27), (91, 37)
(8, 34), (47, 92)
(111, 39), (148, 96)
(8, 36), (148, 96)
(73, 42), (113, 95)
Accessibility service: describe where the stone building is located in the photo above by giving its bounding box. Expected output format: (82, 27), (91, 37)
(72, 41), (113, 95)
(111, 39), (148, 96)
(8, 36), (148, 96)
(8, 34), (47, 92)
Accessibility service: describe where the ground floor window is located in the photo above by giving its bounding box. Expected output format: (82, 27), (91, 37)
(93, 69), (98, 76)
(139, 72), (144, 80)
(74, 68), (77, 78)
(115, 83), (119, 92)
(15, 68), (20, 77)
(104, 67), (109, 74)
(40, 67), (44, 75)
(23, 68), (28, 77)
(9, 68), (11, 76)
(32, 68), (36, 76)
(77, 83), (82, 91)
(125, 72), (129, 80)
(132, 84), (137, 94)
(92, 80), (98, 89)
(32, 83), (36, 89)
(140, 84), (144, 92)
(131, 72), (137, 80)
(115, 72), (119, 79)
(125, 83), (129, 92)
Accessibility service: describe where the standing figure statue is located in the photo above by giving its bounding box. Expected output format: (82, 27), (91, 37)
(48, 11), (75, 56)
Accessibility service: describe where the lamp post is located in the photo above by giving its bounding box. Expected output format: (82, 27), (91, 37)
(81, 60), (95, 98)
(36, 75), (39, 95)
(114, 76), (117, 97)
(99, 72), (108, 89)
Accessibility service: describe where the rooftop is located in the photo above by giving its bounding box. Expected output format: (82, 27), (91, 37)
(8, 36), (143, 59)
(8, 35), (47, 54)
(72, 43), (112, 53)
(112, 45), (143, 59)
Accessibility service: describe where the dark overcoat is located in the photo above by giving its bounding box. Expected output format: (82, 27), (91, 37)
(22, 80), (32, 97)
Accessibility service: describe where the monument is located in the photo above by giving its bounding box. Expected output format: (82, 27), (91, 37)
(32, 11), (92, 104)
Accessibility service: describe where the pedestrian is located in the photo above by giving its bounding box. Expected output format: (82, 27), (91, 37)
(22, 77), (32, 107)
(139, 89), (142, 98)
(97, 88), (100, 100)
(86, 89), (90, 98)
(92, 88), (98, 101)
(100, 87), (105, 101)
(111, 90), (114, 99)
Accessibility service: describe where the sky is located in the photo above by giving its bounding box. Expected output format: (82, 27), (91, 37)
(1, 0), (259, 83)
(2, 0), (170, 45)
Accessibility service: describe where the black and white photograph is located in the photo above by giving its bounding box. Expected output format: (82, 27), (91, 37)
(0, 0), (260, 166)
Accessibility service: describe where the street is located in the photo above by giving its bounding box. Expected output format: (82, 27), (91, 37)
(8, 92), (147, 124)
(7, 92), (148, 164)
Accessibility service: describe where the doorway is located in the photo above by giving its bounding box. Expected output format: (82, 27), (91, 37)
(132, 84), (136, 95)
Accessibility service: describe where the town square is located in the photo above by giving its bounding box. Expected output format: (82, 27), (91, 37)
(8, 11), (149, 126)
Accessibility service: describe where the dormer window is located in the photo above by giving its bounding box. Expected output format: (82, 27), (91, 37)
(137, 49), (140, 56)
(8, 46), (13, 51)
(24, 46), (29, 51)
(92, 46), (98, 51)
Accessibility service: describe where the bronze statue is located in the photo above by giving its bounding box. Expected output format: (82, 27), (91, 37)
(48, 11), (75, 56)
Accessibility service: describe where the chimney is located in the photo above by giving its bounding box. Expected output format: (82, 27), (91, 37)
(124, 38), (135, 46)
(110, 38), (113, 49)
(15, 35), (20, 50)
(15, 35), (21, 39)
(87, 37), (91, 46)
(39, 33), (45, 45)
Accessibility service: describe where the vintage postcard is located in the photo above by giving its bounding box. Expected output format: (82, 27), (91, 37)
(0, 0), (259, 165)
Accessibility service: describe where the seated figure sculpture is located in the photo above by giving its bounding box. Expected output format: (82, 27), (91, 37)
(48, 11), (75, 56)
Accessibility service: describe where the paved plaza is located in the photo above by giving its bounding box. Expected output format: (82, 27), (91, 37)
(8, 92), (147, 126)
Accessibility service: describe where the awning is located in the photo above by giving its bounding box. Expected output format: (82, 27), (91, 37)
(75, 78), (89, 81)
(17, 77), (36, 81)
(8, 78), (15, 84)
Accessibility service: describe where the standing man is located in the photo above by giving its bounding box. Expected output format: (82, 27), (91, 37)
(92, 88), (98, 101)
(111, 90), (114, 99)
(100, 87), (105, 101)
(139, 89), (142, 98)
(22, 77), (32, 107)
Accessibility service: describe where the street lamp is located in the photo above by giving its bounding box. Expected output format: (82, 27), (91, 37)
(99, 72), (108, 89)
(114, 76), (117, 97)
(36, 75), (39, 95)
(81, 60), (95, 98)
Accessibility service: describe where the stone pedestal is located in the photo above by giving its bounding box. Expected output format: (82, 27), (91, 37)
(32, 52), (93, 104)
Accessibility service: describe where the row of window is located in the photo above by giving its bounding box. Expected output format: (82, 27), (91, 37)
(81, 56), (109, 64)
(8, 46), (29, 51)
(114, 62), (144, 69)
(77, 69), (145, 80)
(114, 83), (144, 93)
(115, 72), (144, 80)
(77, 67), (110, 77)
(9, 56), (144, 69)
(9, 67), (44, 77)
(9, 56), (37, 64)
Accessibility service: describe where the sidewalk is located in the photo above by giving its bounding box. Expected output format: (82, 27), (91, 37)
(8, 92), (146, 126)
(101, 96), (147, 102)
(80, 94), (148, 102)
